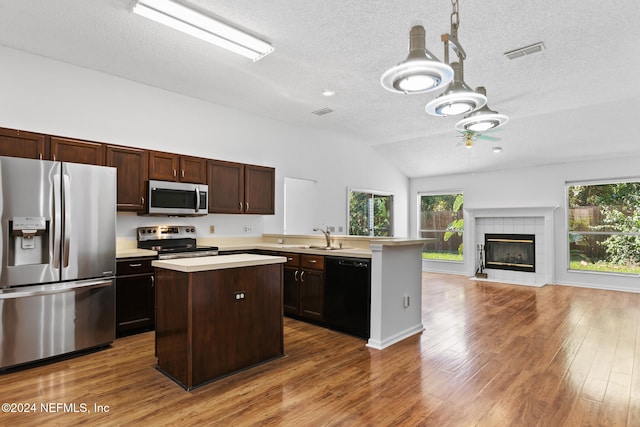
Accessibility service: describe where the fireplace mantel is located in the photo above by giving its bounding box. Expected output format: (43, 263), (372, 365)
(465, 206), (559, 218)
(464, 206), (558, 286)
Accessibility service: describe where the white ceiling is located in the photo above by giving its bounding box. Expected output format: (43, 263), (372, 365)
(1, 0), (639, 178)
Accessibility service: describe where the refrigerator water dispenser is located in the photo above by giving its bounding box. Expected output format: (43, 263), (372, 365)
(9, 217), (49, 265)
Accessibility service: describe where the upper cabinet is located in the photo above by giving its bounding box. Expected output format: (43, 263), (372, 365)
(244, 164), (275, 214)
(50, 137), (104, 165)
(106, 145), (148, 212)
(0, 126), (275, 215)
(149, 151), (207, 184)
(0, 127), (49, 160)
(208, 160), (275, 214)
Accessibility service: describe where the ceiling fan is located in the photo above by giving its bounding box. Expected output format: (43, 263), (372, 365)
(457, 130), (501, 149)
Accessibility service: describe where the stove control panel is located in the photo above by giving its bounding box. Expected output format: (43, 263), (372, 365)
(137, 225), (197, 241)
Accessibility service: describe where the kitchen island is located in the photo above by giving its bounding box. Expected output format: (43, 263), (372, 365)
(152, 254), (287, 390)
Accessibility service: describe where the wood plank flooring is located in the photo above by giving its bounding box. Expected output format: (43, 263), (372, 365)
(1, 273), (640, 426)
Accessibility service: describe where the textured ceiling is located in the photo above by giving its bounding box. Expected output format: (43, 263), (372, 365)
(1, 0), (639, 177)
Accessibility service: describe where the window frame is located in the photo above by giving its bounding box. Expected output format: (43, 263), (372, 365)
(418, 190), (464, 262)
(347, 188), (394, 237)
(566, 177), (640, 275)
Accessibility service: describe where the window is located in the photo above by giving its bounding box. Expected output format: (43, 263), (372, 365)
(568, 181), (640, 274)
(348, 189), (393, 237)
(419, 192), (463, 261)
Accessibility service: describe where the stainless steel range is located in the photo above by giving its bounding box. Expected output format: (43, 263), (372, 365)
(137, 225), (218, 259)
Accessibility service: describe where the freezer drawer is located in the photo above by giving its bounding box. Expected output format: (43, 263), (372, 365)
(0, 278), (115, 370)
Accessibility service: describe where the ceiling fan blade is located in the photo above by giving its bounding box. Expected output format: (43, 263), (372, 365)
(477, 134), (501, 142)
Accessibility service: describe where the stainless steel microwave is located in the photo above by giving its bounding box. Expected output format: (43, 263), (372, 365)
(147, 180), (208, 216)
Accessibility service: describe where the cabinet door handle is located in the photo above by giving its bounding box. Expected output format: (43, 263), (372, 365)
(141, 196), (145, 205)
(150, 275), (155, 287)
(294, 270), (299, 282)
(181, 169), (185, 178)
(39, 153), (43, 160)
(300, 270), (305, 283)
(129, 263), (142, 268)
(53, 154), (56, 161)
(246, 202), (249, 211)
(309, 259), (317, 264)
(173, 169), (176, 177)
(239, 201), (243, 211)
(287, 257), (293, 261)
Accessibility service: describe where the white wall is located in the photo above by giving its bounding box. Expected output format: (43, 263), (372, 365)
(0, 46), (408, 240)
(411, 156), (640, 292)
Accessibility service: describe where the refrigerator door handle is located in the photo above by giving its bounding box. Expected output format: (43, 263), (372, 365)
(53, 173), (62, 269)
(62, 173), (71, 268)
(0, 279), (112, 300)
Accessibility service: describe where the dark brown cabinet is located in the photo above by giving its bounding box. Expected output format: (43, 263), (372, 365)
(106, 145), (148, 212)
(0, 126), (277, 216)
(245, 164), (276, 214)
(149, 151), (207, 184)
(155, 263), (284, 390)
(0, 127), (49, 160)
(50, 136), (104, 165)
(208, 160), (275, 214)
(283, 253), (325, 321)
(116, 258), (155, 337)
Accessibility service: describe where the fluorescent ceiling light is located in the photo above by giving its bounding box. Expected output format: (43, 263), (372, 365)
(132, 0), (274, 61)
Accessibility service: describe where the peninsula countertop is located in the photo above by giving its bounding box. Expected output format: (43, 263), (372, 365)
(152, 253), (287, 273)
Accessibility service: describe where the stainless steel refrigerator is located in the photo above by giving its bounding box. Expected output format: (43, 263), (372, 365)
(0, 156), (116, 370)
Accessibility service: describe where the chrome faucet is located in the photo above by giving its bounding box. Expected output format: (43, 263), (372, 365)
(313, 226), (331, 248)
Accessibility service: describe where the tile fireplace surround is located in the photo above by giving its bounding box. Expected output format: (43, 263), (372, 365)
(465, 207), (558, 287)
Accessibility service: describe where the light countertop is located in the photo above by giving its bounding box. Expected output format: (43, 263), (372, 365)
(116, 248), (157, 259)
(152, 253), (287, 273)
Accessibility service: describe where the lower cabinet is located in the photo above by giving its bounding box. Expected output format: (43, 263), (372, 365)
(116, 257), (155, 337)
(282, 253), (325, 321)
(279, 251), (372, 339)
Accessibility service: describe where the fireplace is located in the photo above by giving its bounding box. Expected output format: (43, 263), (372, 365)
(485, 234), (535, 273)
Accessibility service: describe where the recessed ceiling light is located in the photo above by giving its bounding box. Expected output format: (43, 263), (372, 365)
(492, 146), (502, 153)
(322, 90), (335, 97)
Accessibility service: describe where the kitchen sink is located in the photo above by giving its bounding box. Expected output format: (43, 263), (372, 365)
(308, 245), (351, 250)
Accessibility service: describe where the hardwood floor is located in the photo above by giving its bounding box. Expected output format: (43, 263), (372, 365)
(1, 273), (640, 426)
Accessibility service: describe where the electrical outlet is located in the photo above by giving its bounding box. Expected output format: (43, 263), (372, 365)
(403, 295), (410, 308)
(328, 226), (335, 232)
(338, 226), (344, 233)
(209, 225), (215, 234)
(243, 225), (254, 233)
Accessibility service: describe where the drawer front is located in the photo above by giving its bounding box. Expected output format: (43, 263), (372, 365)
(117, 258), (154, 275)
(281, 253), (300, 267)
(301, 254), (324, 270)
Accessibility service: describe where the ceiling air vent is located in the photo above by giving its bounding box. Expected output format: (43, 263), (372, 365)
(312, 107), (333, 116)
(504, 42), (545, 60)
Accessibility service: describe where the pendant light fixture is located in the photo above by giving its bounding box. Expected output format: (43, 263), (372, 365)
(425, 0), (486, 116)
(381, 25), (453, 94)
(455, 87), (509, 132)
(382, 0), (508, 134)
(425, 62), (486, 116)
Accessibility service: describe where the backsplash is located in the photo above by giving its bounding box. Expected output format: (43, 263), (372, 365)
(116, 212), (264, 240)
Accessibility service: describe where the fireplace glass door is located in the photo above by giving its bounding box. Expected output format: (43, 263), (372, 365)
(485, 234), (535, 273)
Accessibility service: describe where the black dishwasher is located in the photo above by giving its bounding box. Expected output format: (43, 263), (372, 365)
(325, 257), (371, 339)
